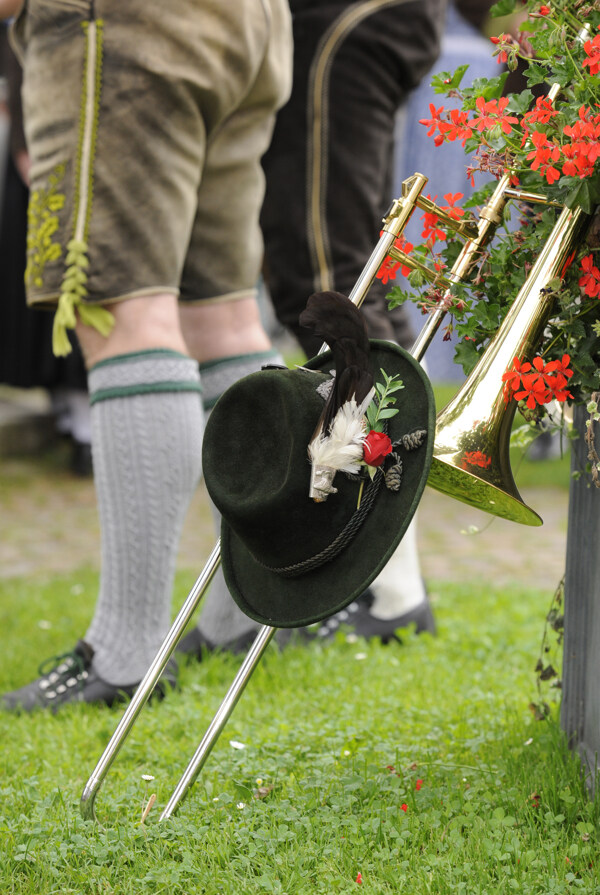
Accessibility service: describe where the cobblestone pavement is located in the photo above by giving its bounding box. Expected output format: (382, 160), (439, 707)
(0, 452), (568, 592)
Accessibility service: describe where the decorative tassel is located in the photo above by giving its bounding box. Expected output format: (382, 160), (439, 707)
(398, 429), (427, 451)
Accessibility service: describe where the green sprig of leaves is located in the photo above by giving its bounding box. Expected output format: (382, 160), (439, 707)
(365, 370), (404, 432)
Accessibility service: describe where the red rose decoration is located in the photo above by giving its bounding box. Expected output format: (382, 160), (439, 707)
(363, 430), (393, 467)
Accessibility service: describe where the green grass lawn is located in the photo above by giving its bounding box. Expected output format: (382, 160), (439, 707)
(1, 570), (598, 894)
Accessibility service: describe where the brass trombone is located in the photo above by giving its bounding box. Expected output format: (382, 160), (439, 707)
(80, 169), (592, 822)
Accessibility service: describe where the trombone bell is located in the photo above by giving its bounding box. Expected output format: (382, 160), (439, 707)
(425, 203), (591, 526)
(428, 380), (543, 526)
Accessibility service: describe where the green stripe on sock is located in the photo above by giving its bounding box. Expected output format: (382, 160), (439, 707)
(200, 349), (284, 411)
(90, 381), (203, 405)
(90, 349), (192, 372)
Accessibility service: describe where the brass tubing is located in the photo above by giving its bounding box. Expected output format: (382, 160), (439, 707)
(410, 173), (512, 362)
(80, 541), (222, 821)
(346, 173), (429, 311)
(387, 245), (453, 289)
(504, 188), (563, 207)
(415, 193), (479, 240)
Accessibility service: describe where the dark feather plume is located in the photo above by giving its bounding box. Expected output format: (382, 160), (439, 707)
(299, 291), (373, 434)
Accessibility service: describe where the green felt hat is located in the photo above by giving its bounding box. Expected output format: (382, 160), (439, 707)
(202, 340), (435, 628)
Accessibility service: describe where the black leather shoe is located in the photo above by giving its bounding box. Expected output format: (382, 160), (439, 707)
(303, 589), (436, 644)
(176, 626), (257, 660)
(2, 640), (177, 713)
(175, 592), (435, 659)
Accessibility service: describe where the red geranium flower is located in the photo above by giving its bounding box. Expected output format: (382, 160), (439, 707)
(377, 256), (401, 285)
(579, 253), (600, 297)
(419, 103), (447, 146)
(561, 106), (600, 179)
(471, 96), (518, 134)
(376, 236), (413, 284)
(421, 194), (450, 243)
(421, 211), (446, 243)
(583, 29), (600, 75)
(441, 192), (465, 221)
(419, 103), (445, 136)
(419, 104), (475, 147)
(438, 108), (474, 146)
(502, 356), (529, 399)
(522, 97), (558, 128)
(525, 131), (561, 184)
(502, 355), (573, 408)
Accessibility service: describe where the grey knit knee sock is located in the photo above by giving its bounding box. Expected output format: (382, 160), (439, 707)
(197, 349), (284, 644)
(85, 350), (203, 685)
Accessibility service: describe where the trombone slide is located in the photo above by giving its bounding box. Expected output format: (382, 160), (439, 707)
(78, 183), (429, 822)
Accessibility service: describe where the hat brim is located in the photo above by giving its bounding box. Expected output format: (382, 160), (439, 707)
(218, 341), (435, 627)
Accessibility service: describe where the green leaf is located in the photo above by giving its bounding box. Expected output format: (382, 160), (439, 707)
(524, 61), (553, 87)
(431, 64), (470, 94)
(518, 20), (536, 34)
(366, 404), (378, 428)
(408, 269), (426, 288)
(490, 0), (517, 16)
(507, 89), (534, 115)
(465, 74), (509, 103)
(564, 179), (597, 214)
(453, 338), (482, 376)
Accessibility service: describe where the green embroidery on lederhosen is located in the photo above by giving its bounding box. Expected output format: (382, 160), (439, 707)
(25, 163), (67, 290)
(53, 17), (114, 357)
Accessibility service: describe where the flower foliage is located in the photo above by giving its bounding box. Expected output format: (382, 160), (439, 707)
(379, 0), (600, 412)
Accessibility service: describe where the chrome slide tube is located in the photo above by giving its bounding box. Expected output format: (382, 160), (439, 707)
(159, 624), (276, 819)
(80, 541), (222, 821)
